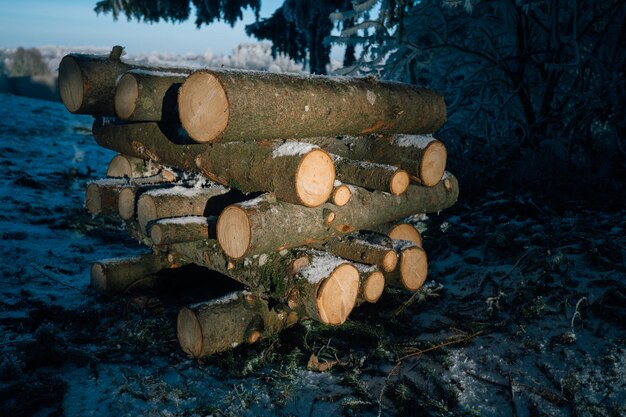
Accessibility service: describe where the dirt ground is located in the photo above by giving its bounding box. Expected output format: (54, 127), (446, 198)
(0, 93), (624, 416)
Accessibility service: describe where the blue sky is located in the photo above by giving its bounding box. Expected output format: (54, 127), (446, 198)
(0, 0), (285, 55)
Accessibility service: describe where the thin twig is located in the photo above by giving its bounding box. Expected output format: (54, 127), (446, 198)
(376, 331), (483, 417)
(29, 264), (85, 293)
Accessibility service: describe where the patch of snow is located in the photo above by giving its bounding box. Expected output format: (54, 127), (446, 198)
(145, 184), (226, 198)
(190, 290), (251, 309)
(366, 90), (376, 105)
(393, 134), (435, 149)
(155, 216), (208, 226)
(272, 142), (319, 158)
(127, 69), (190, 78)
(298, 250), (346, 284)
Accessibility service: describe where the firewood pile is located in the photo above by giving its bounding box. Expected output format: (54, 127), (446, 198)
(60, 47), (459, 357)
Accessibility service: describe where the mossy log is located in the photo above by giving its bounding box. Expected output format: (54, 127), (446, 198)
(115, 69), (190, 121)
(136, 185), (230, 231)
(92, 120), (335, 207)
(107, 154), (167, 178)
(59, 47), (188, 116)
(177, 291), (298, 357)
(178, 69), (446, 143)
(162, 241), (359, 325)
(216, 174), (459, 259)
(302, 135), (447, 187)
(90, 253), (167, 292)
(333, 156), (409, 195)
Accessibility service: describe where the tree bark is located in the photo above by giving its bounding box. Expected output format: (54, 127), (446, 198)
(333, 156), (409, 195)
(302, 135), (447, 187)
(178, 69), (446, 143)
(177, 291), (298, 358)
(90, 253), (167, 292)
(92, 120), (336, 207)
(136, 185), (230, 232)
(106, 154), (167, 178)
(115, 70), (189, 121)
(216, 175), (458, 259)
(59, 47), (188, 116)
(313, 231), (397, 272)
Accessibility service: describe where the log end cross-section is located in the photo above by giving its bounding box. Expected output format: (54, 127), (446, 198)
(114, 73), (140, 120)
(420, 140), (448, 187)
(58, 56), (84, 113)
(217, 205), (251, 259)
(314, 263), (359, 325)
(294, 148), (335, 207)
(179, 71), (229, 143)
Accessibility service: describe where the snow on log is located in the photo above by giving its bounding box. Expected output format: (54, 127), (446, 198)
(178, 69), (446, 143)
(93, 120), (336, 207)
(136, 184), (229, 232)
(177, 291), (298, 357)
(59, 47), (189, 116)
(115, 69), (190, 121)
(216, 174), (459, 259)
(90, 253), (167, 292)
(106, 154), (168, 179)
(302, 135), (447, 187)
(333, 156), (409, 195)
(149, 216), (216, 246)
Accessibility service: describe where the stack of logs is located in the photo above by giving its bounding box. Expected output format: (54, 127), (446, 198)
(61, 46), (459, 357)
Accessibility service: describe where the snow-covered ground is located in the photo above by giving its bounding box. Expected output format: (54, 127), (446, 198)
(0, 93), (624, 416)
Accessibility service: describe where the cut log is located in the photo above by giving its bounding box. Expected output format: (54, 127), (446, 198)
(301, 135), (447, 187)
(356, 264), (385, 304)
(115, 69), (189, 121)
(371, 222), (423, 247)
(161, 241), (359, 325)
(177, 291), (298, 357)
(92, 119), (205, 172)
(385, 241), (428, 291)
(150, 216), (216, 246)
(314, 232), (397, 272)
(85, 178), (126, 215)
(333, 156), (409, 195)
(217, 175), (459, 259)
(92, 120), (336, 207)
(195, 142), (335, 207)
(330, 182), (352, 207)
(117, 182), (179, 221)
(90, 253), (166, 292)
(107, 154), (166, 178)
(178, 69), (446, 143)
(59, 47), (188, 115)
(136, 184), (229, 232)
